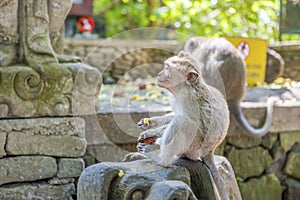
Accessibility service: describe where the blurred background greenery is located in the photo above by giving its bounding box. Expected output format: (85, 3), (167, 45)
(93, 0), (293, 43)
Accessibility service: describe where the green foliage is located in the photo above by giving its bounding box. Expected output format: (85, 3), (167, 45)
(94, 0), (281, 42)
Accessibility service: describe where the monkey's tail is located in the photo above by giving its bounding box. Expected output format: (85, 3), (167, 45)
(229, 97), (276, 137)
(203, 153), (228, 200)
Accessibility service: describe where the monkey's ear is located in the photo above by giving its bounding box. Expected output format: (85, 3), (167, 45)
(187, 70), (199, 84)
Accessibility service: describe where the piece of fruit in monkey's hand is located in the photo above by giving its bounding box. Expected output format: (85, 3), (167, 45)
(143, 118), (150, 126)
(140, 137), (155, 145)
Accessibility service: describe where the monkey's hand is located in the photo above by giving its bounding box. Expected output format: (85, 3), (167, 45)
(138, 131), (158, 143)
(122, 152), (148, 162)
(137, 143), (160, 154)
(137, 118), (157, 130)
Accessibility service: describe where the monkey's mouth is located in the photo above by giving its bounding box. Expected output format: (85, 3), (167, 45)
(156, 79), (167, 88)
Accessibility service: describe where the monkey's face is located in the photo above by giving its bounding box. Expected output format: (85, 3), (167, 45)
(157, 57), (186, 90)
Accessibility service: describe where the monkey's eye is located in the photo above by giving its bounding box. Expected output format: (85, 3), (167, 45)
(164, 63), (170, 69)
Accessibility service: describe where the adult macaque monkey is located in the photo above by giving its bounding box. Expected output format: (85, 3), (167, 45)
(183, 36), (275, 137)
(124, 51), (230, 200)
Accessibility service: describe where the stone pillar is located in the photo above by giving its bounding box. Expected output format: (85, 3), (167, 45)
(0, 1), (101, 199)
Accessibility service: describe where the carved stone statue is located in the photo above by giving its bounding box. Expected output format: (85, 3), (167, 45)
(78, 156), (242, 200)
(0, 0), (101, 118)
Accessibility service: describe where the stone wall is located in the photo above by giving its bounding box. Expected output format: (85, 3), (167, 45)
(0, 117), (86, 200)
(64, 38), (300, 82)
(63, 38), (179, 82)
(270, 43), (300, 81)
(216, 131), (300, 200)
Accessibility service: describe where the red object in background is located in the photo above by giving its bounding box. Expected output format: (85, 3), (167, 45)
(77, 16), (95, 33)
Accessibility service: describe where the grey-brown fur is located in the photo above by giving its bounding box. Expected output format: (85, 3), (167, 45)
(183, 36), (275, 137)
(125, 51), (230, 200)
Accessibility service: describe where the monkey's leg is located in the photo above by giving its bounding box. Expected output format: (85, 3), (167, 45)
(122, 152), (148, 162)
(203, 153), (229, 200)
(157, 116), (199, 167)
(137, 113), (175, 130)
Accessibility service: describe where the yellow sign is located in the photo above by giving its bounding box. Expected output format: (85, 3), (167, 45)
(224, 36), (267, 87)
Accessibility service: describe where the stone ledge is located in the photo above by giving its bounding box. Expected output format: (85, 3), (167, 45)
(64, 38), (180, 48)
(6, 133), (87, 157)
(0, 156), (57, 186)
(94, 101), (300, 146)
(270, 42), (300, 51)
(57, 158), (85, 178)
(0, 117), (86, 137)
(0, 181), (75, 200)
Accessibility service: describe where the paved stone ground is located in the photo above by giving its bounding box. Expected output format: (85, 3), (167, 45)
(98, 76), (300, 113)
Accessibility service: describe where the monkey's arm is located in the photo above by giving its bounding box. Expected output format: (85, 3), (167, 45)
(137, 112), (175, 130)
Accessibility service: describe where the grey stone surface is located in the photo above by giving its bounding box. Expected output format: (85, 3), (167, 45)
(239, 173), (282, 200)
(226, 134), (261, 148)
(266, 147), (287, 182)
(214, 140), (226, 156)
(214, 155), (242, 200)
(283, 151), (300, 179)
(146, 181), (197, 200)
(174, 156), (242, 200)
(269, 104), (300, 133)
(262, 133), (278, 149)
(57, 158), (85, 178)
(0, 182), (75, 200)
(0, 132), (6, 158)
(6, 132), (87, 157)
(87, 143), (130, 162)
(83, 151), (97, 167)
(227, 147), (273, 179)
(0, 156), (57, 186)
(64, 38), (177, 79)
(78, 157), (240, 200)
(270, 44), (300, 81)
(0, 117), (85, 138)
(280, 131), (300, 151)
(78, 159), (193, 200)
(48, 177), (75, 185)
(0, 0), (101, 118)
(284, 178), (300, 200)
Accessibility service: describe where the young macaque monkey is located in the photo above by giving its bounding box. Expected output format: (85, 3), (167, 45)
(183, 36), (276, 137)
(124, 51), (229, 200)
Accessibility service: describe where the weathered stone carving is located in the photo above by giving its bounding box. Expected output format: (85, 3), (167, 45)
(78, 156), (242, 200)
(0, 0), (101, 118)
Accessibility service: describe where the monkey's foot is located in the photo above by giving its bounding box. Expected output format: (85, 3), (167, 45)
(122, 152), (148, 162)
(137, 143), (160, 153)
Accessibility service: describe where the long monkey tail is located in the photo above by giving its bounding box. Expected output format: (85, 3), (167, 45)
(203, 153), (229, 200)
(229, 97), (276, 137)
